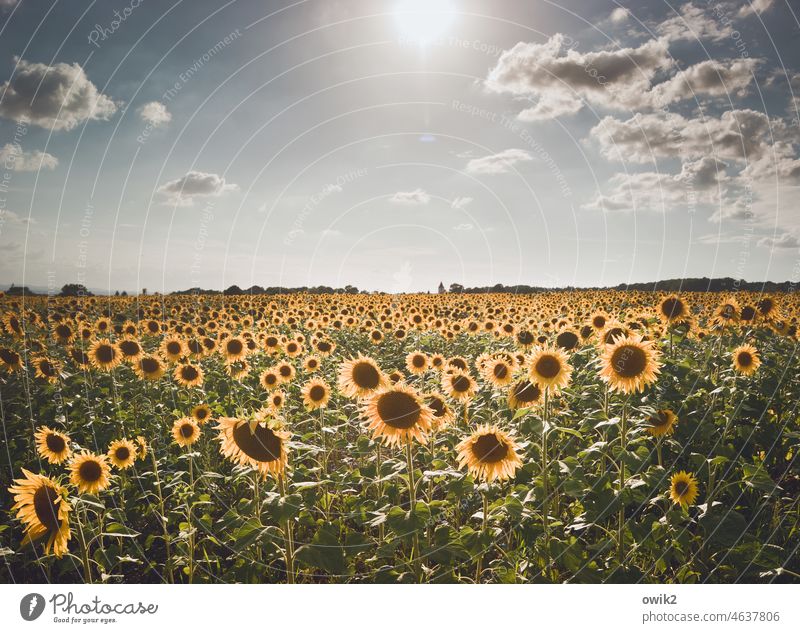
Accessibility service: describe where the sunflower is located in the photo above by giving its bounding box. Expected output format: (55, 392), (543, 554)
(528, 346), (572, 391)
(107, 439), (137, 470)
(405, 350), (429, 375)
(268, 389), (286, 411)
(658, 295), (690, 324)
(303, 355), (321, 372)
(442, 371), (477, 401)
(223, 336), (247, 363)
(362, 384), (433, 447)
(160, 336), (186, 362)
(35, 426), (72, 464)
(88, 339), (122, 371)
(756, 296), (779, 321)
(711, 298), (740, 328)
(117, 338), (143, 363)
(134, 355), (165, 380)
(301, 379), (331, 410)
(8, 469), (71, 557)
(191, 404), (212, 425)
(69, 452), (112, 495)
(456, 425), (522, 482)
(484, 357), (514, 387)
(599, 334), (661, 394)
(226, 359), (251, 381)
(260, 368), (281, 391)
(32, 356), (61, 384)
(135, 436), (148, 459)
(52, 322), (76, 345)
(555, 327), (580, 352)
(645, 409), (677, 437)
(216, 414), (290, 477)
(172, 417), (201, 447)
(425, 392), (454, 429)
(507, 379), (543, 410)
(669, 471), (699, 508)
(174, 363), (203, 388)
(338, 355), (387, 399)
(732, 344), (761, 376)
(275, 361), (296, 384)
(0, 347), (23, 372)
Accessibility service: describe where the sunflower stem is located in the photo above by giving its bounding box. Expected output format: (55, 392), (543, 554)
(542, 387), (551, 580)
(279, 475), (296, 584)
(187, 447), (195, 584)
(656, 438), (663, 468)
(150, 445), (174, 583)
(617, 398), (628, 566)
(405, 441), (421, 580)
(74, 501), (93, 584)
(476, 491), (489, 583)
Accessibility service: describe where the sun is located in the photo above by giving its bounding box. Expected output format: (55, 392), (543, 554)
(393, 0), (456, 46)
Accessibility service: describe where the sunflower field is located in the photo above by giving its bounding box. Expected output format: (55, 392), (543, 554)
(1, 290), (798, 584)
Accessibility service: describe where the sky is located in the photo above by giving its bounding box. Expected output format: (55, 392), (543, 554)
(0, 0), (798, 294)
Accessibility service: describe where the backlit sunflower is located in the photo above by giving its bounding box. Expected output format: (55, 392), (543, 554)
(425, 392), (454, 430)
(658, 295), (690, 324)
(405, 350), (429, 375)
(223, 336), (247, 363)
(32, 356), (61, 384)
(8, 469), (71, 557)
(301, 378), (330, 410)
(69, 452), (112, 495)
(117, 338), (143, 363)
(507, 379), (543, 410)
(191, 404), (212, 425)
(88, 339), (122, 371)
(338, 355), (387, 399)
(216, 414), (290, 477)
(646, 409), (677, 437)
(669, 471), (699, 508)
(362, 384), (433, 447)
(456, 425), (522, 482)
(303, 355), (321, 372)
(442, 371), (477, 401)
(35, 426), (72, 464)
(107, 439), (137, 470)
(484, 357), (514, 387)
(172, 417), (201, 447)
(174, 362), (203, 388)
(260, 368), (281, 391)
(528, 346), (572, 391)
(599, 334), (661, 394)
(160, 336), (186, 362)
(732, 344), (761, 376)
(134, 355), (165, 380)
(0, 347), (23, 372)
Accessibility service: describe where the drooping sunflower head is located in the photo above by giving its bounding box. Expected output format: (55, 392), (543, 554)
(507, 378), (543, 410)
(646, 409), (677, 437)
(33, 357), (61, 383)
(107, 439), (137, 470)
(732, 344), (761, 376)
(456, 425), (523, 483)
(172, 417), (201, 447)
(599, 334), (661, 394)
(35, 426), (72, 464)
(338, 355), (387, 399)
(528, 346), (572, 391)
(216, 415), (290, 477)
(362, 384), (433, 447)
(669, 471), (699, 508)
(8, 469), (71, 558)
(425, 392), (454, 430)
(69, 452), (112, 495)
(0, 347), (23, 372)
(301, 379), (331, 410)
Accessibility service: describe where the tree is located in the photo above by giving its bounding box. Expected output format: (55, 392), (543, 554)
(60, 283), (92, 297)
(223, 285), (243, 295)
(449, 283), (464, 294)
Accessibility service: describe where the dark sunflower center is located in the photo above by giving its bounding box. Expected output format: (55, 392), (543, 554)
(611, 345), (647, 378)
(287, 343), (298, 353)
(412, 355), (425, 368)
(181, 366), (199, 380)
(376, 391), (422, 429)
(661, 298), (684, 319)
(426, 396), (446, 417)
(232, 423), (281, 462)
(307, 359), (318, 369)
(95, 345), (115, 364)
(39, 360), (56, 376)
(33, 485), (61, 532)
(737, 352), (753, 367)
(278, 365), (292, 377)
(517, 331), (534, 345)
(674, 481), (689, 496)
(166, 341), (181, 355)
(264, 373), (277, 385)
(119, 340), (140, 356)
(195, 408), (208, 420)
(0, 348), (19, 364)
(317, 341), (332, 353)
(188, 340), (203, 354)
(451, 374), (471, 392)
(556, 331), (579, 350)
(741, 306), (756, 321)
(535, 355), (561, 380)
(180, 423), (195, 438)
(78, 459), (102, 482)
(45, 433), (66, 453)
(512, 380), (541, 403)
(593, 316), (606, 328)
(55, 325), (71, 338)
(758, 298), (773, 315)
(309, 385), (326, 401)
(227, 340), (243, 355)
(603, 328), (625, 345)
(493, 363), (509, 379)
(141, 357), (159, 373)
(651, 412), (670, 427)
(115, 446), (131, 461)
(352, 362), (380, 389)
(472, 433), (509, 464)
(266, 336), (278, 347)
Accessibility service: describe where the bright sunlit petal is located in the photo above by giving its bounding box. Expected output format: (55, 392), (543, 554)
(393, 0), (456, 46)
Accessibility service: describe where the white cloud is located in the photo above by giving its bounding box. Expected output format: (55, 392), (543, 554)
(138, 101), (171, 127)
(466, 149), (533, 174)
(157, 171), (238, 206)
(657, 2), (732, 42)
(651, 58), (760, 105)
(518, 92), (584, 122)
(0, 209), (37, 225)
(390, 189), (430, 205)
(0, 58), (117, 130)
(451, 196), (473, 209)
(738, 0), (775, 18)
(609, 7), (630, 24)
(758, 233), (799, 249)
(0, 143), (58, 171)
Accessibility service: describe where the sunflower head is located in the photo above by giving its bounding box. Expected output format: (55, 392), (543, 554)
(669, 471), (699, 508)
(507, 379), (543, 410)
(528, 346), (572, 391)
(107, 439), (137, 469)
(732, 344), (761, 376)
(35, 427), (72, 464)
(425, 392), (454, 430)
(172, 417), (201, 447)
(174, 363), (203, 388)
(599, 334), (661, 394)
(8, 469), (71, 557)
(442, 371), (477, 401)
(216, 415), (290, 477)
(363, 384), (433, 447)
(338, 355), (386, 399)
(456, 425), (523, 483)
(646, 409), (677, 437)
(69, 452), (112, 495)
(302, 379), (331, 410)
(191, 404), (212, 424)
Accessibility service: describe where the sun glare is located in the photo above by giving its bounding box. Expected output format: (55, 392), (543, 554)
(393, 0), (456, 46)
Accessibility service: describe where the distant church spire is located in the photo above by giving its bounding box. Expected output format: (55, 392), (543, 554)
(437, 281), (445, 294)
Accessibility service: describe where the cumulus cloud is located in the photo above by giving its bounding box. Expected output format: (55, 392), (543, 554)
(609, 7), (630, 24)
(0, 209), (37, 225)
(0, 58), (117, 130)
(137, 101), (171, 127)
(651, 58), (760, 105)
(466, 149), (533, 174)
(657, 2), (732, 42)
(758, 232), (799, 249)
(157, 171), (238, 206)
(738, 0), (775, 18)
(0, 143), (58, 171)
(451, 196), (473, 209)
(390, 188), (430, 205)
(518, 92), (584, 121)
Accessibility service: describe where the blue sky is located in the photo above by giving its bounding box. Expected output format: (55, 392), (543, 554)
(0, 0), (798, 293)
